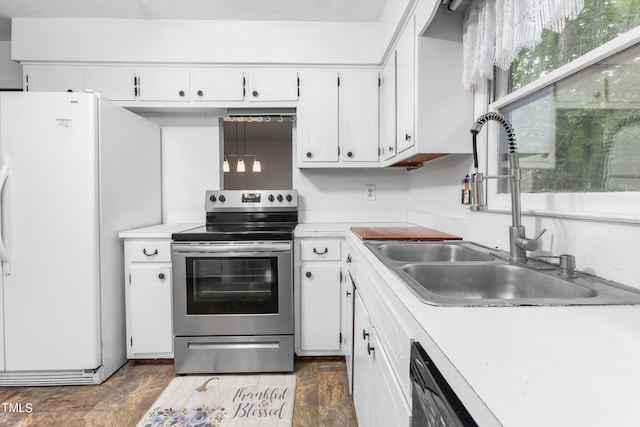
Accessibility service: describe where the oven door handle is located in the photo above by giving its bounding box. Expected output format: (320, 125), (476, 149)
(173, 242), (291, 254)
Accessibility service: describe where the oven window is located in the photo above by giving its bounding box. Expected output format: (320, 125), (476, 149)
(186, 256), (278, 314)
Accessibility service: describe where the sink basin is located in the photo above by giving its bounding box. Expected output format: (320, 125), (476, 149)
(364, 240), (640, 306)
(367, 242), (494, 262)
(400, 263), (596, 303)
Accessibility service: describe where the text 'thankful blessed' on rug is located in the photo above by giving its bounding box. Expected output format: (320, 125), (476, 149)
(137, 374), (296, 427)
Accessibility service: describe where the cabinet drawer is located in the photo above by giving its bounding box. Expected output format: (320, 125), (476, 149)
(299, 240), (341, 261)
(126, 240), (172, 263)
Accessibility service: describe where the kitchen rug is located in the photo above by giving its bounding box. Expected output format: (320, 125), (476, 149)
(137, 374), (296, 427)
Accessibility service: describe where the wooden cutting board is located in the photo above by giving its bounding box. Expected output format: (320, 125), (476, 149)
(350, 226), (462, 241)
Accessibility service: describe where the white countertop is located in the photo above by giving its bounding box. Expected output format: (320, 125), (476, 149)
(118, 223), (201, 239)
(294, 222), (412, 238)
(345, 231), (640, 427)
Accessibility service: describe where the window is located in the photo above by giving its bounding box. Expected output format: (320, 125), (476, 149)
(488, 1), (640, 210)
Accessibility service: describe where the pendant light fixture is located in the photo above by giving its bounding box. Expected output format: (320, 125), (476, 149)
(252, 158), (262, 172)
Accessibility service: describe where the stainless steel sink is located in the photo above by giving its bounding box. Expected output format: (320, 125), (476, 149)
(373, 242), (494, 262)
(364, 240), (640, 306)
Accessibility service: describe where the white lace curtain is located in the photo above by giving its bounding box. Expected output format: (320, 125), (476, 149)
(462, 0), (585, 91)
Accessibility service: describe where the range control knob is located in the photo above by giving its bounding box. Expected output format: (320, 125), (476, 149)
(286, 194), (293, 202)
(219, 194), (226, 203)
(268, 194), (275, 202)
(277, 194), (284, 202)
(209, 194), (217, 202)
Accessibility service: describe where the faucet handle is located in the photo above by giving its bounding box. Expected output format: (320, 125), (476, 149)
(517, 228), (547, 251)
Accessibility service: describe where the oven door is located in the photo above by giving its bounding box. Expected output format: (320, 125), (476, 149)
(172, 241), (293, 336)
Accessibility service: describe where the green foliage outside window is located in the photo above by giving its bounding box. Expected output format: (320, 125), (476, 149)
(500, 0), (640, 194)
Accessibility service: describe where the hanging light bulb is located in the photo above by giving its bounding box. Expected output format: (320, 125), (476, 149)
(252, 158), (262, 172)
(236, 157), (246, 173)
(223, 157), (230, 173)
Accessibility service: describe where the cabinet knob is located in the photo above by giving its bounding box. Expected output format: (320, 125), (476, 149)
(179, 90), (185, 97)
(305, 271), (312, 278)
(306, 152), (313, 158)
(143, 248), (158, 256)
(367, 343), (375, 356)
(405, 133), (411, 141)
(362, 329), (369, 340)
(347, 151), (353, 158)
(252, 90), (259, 97)
(197, 90), (204, 97)
(158, 273), (165, 280)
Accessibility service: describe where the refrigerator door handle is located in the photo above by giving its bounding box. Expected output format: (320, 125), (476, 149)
(0, 157), (10, 275)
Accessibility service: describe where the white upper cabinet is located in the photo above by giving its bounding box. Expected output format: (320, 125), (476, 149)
(380, 53), (397, 161)
(190, 69), (244, 102)
(246, 69), (298, 102)
(25, 66), (82, 93)
(83, 68), (136, 101)
(137, 69), (190, 102)
(298, 69), (380, 168)
(339, 70), (380, 163)
(299, 70), (340, 163)
(395, 15), (416, 155)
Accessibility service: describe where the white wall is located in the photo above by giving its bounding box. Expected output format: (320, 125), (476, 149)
(294, 168), (409, 223)
(0, 41), (21, 89)
(407, 154), (640, 290)
(11, 18), (380, 65)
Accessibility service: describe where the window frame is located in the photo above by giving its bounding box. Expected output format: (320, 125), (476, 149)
(481, 25), (640, 223)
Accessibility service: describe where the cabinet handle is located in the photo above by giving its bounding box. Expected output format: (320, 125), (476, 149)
(143, 248), (158, 256)
(306, 152), (313, 158)
(367, 343), (375, 356)
(362, 329), (369, 340)
(66, 89), (74, 93)
(305, 271), (312, 278)
(313, 247), (328, 255)
(346, 290), (352, 297)
(388, 146), (394, 152)
(405, 133), (411, 141)
(179, 90), (185, 97)
(158, 273), (165, 280)
(252, 90), (259, 97)
(347, 151), (353, 158)
(346, 255), (352, 263)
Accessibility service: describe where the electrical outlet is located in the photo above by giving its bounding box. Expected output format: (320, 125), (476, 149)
(365, 184), (376, 201)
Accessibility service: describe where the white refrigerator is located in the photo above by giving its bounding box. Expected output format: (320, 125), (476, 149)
(0, 91), (161, 385)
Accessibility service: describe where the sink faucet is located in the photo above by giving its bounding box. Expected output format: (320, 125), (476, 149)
(469, 112), (545, 263)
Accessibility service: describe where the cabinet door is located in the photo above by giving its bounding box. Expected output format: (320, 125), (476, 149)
(339, 71), (380, 163)
(380, 54), (397, 161)
(191, 69), (244, 101)
(396, 15), (416, 154)
(130, 265), (173, 355)
(25, 66), (82, 93)
(83, 68), (136, 101)
(138, 70), (190, 101)
(247, 70), (298, 102)
(341, 271), (355, 392)
(299, 71), (339, 163)
(353, 292), (373, 427)
(299, 264), (341, 351)
(370, 329), (412, 427)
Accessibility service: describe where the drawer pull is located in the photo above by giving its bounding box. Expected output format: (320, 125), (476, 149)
(367, 343), (375, 356)
(143, 248), (158, 257)
(313, 247), (328, 256)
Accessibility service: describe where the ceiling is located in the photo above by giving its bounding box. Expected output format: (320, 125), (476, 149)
(0, 0), (388, 41)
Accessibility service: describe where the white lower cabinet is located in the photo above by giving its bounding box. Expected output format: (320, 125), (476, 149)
(123, 239), (174, 359)
(295, 237), (345, 355)
(353, 291), (412, 427)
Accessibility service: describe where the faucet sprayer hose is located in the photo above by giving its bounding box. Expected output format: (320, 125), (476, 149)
(470, 112), (518, 154)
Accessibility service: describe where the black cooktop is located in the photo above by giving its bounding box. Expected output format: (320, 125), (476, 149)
(172, 224), (296, 242)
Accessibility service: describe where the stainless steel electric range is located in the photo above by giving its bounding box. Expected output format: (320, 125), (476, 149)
(172, 189), (298, 374)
